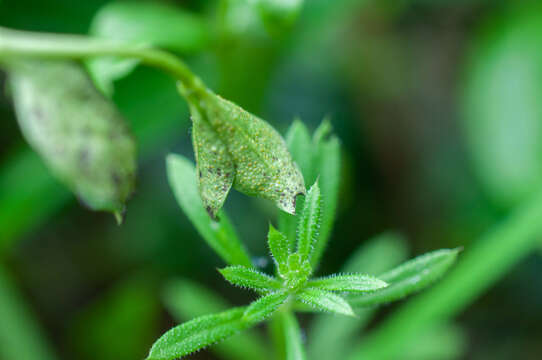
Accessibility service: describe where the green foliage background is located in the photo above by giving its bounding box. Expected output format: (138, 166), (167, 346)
(1, 0), (542, 359)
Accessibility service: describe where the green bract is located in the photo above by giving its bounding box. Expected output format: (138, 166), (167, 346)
(6, 60), (136, 220)
(178, 83), (306, 218)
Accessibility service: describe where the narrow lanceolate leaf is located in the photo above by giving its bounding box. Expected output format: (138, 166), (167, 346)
(349, 248), (460, 307)
(297, 288), (354, 317)
(6, 60), (136, 219)
(279, 119), (342, 269)
(308, 274), (388, 293)
(219, 266), (282, 292)
(147, 307), (249, 360)
(163, 279), (271, 360)
(279, 311), (306, 360)
(297, 182), (322, 263)
(190, 105), (235, 219)
(243, 291), (289, 324)
(166, 154), (252, 267)
(310, 121), (341, 267)
(279, 120), (312, 250)
(268, 224), (290, 271)
(178, 84), (306, 216)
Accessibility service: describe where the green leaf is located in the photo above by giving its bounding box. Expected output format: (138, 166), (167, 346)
(278, 311), (306, 360)
(219, 266), (282, 292)
(243, 291), (289, 324)
(297, 181), (322, 263)
(349, 248), (460, 307)
(147, 307), (249, 360)
(279, 120), (312, 250)
(268, 224), (290, 272)
(279, 119), (341, 268)
(88, 1), (209, 94)
(178, 85), (306, 215)
(297, 288), (354, 316)
(310, 121), (341, 267)
(166, 154), (252, 267)
(6, 60), (136, 219)
(285, 120), (313, 182)
(309, 274), (388, 293)
(308, 232), (409, 360)
(163, 279), (270, 360)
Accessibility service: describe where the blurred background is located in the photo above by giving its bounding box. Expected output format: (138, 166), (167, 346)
(1, 0), (542, 359)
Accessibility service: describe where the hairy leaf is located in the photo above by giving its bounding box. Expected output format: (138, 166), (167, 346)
(279, 311), (306, 360)
(279, 120), (311, 250)
(309, 274), (388, 293)
(297, 182), (322, 263)
(308, 232), (409, 360)
(310, 121), (341, 267)
(6, 60), (136, 219)
(147, 307), (249, 360)
(163, 279), (270, 360)
(279, 120), (341, 268)
(297, 288), (354, 316)
(179, 85), (306, 216)
(243, 291), (289, 324)
(268, 224), (290, 272)
(349, 248), (460, 307)
(88, 1), (209, 94)
(219, 266), (282, 292)
(166, 154), (252, 267)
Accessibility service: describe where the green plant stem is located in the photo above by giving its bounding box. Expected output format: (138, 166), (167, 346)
(348, 187), (542, 360)
(0, 26), (205, 93)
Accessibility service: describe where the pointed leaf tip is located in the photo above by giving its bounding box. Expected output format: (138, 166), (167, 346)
(219, 265), (281, 292)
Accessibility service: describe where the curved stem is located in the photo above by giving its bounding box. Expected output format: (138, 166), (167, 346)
(0, 26), (206, 93)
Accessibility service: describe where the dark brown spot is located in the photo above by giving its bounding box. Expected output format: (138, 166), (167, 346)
(199, 170), (202, 178)
(111, 171), (121, 187)
(206, 206), (218, 221)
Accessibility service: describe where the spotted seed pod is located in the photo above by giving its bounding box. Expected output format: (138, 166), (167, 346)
(179, 84), (305, 217)
(7, 60), (136, 221)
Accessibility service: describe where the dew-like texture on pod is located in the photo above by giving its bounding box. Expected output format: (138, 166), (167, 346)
(190, 105), (234, 218)
(202, 90), (306, 214)
(8, 60), (136, 216)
